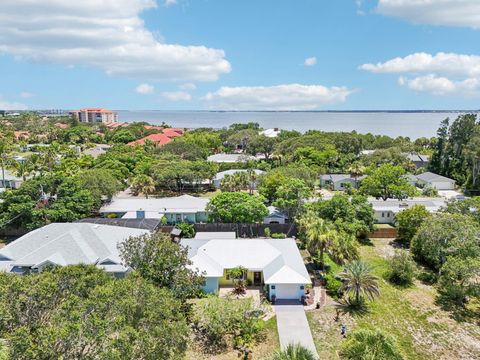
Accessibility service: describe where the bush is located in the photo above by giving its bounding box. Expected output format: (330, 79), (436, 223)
(175, 223), (195, 238)
(264, 227), (271, 237)
(269, 343), (316, 360)
(341, 328), (404, 360)
(325, 273), (343, 299)
(422, 186), (438, 197)
(387, 249), (416, 286)
(271, 232), (286, 239)
(191, 297), (264, 351)
(395, 205), (430, 246)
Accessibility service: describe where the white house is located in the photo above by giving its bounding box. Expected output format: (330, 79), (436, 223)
(207, 153), (257, 163)
(320, 174), (366, 191)
(182, 237), (311, 301)
(99, 195), (209, 224)
(212, 169), (264, 188)
(0, 223), (148, 275)
(259, 128), (281, 138)
(369, 197), (446, 224)
(0, 169), (24, 189)
(416, 172), (456, 190)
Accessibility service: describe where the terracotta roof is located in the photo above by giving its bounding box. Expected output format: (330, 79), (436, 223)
(128, 132), (173, 146)
(14, 131), (30, 139)
(163, 128), (184, 138)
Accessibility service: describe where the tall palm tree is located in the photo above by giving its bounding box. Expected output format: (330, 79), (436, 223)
(347, 162), (366, 185)
(130, 174), (156, 198)
(305, 217), (339, 270)
(269, 344), (316, 360)
(339, 260), (379, 304)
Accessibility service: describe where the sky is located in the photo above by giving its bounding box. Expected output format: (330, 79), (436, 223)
(0, 0), (480, 111)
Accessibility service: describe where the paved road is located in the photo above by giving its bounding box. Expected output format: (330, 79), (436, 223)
(274, 302), (318, 358)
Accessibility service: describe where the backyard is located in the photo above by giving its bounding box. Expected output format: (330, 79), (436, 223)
(307, 238), (480, 360)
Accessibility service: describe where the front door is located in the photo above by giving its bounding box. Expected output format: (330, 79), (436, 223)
(253, 272), (262, 286)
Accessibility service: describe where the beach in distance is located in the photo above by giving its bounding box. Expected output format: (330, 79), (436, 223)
(116, 110), (474, 139)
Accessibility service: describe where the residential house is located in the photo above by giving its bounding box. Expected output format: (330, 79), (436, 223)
(194, 232), (237, 240)
(82, 144), (111, 158)
(212, 169), (264, 188)
(127, 128), (184, 147)
(259, 128), (281, 138)
(405, 153), (430, 168)
(320, 174), (366, 191)
(0, 223), (148, 275)
(416, 171), (456, 190)
(99, 194), (209, 224)
(207, 153), (257, 163)
(264, 206), (288, 224)
(369, 197), (446, 224)
(182, 237), (311, 300)
(0, 169), (24, 189)
(69, 108), (118, 124)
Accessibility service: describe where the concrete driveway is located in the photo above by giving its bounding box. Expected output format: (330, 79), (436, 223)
(274, 301), (318, 358)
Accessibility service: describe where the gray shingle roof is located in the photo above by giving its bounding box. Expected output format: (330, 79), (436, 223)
(416, 172), (455, 183)
(0, 223), (148, 273)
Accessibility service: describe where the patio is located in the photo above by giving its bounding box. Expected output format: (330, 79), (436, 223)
(218, 286), (263, 307)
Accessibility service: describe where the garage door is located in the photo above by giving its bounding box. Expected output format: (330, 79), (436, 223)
(276, 284), (300, 300)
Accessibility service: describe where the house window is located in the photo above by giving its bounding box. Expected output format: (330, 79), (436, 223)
(271, 285), (276, 290)
(300, 285), (304, 290)
(382, 212), (385, 218)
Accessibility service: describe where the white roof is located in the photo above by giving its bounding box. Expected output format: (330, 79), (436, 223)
(213, 169), (264, 181)
(369, 197), (446, 214)
(207, 153), (256, 163)
(100, 194), (209, 214)
(259, 128), (281, 137)
(121, 211), (165, 219)
(194, 232), (237, 240)
(0, 223), (148, 273)
(181, 238), (311, 285)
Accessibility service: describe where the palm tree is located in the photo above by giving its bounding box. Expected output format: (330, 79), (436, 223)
(247, 169), (257, 195)
(347, 162), (366, 185)
(339, 260), (379, 305)
(305, 217), (339, 270)
(130, 174), (156, 198)
(269, 344), (316, 360)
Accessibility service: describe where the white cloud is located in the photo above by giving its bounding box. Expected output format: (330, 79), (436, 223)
(376, 0), (480, 29)
(19, 92), (34, 98)
(0, 1), (231, 82)
(360, 52), (480, 77)
(399, 75), (480, 97)
(160, 91), (192, 101)
(203, 84), (352, 110)
(165, 0), (177, 6)
(179, 83), (197, 91)
(0, 96), (27, 110)
(136, 83), (155, 94)
(304, 57), (317, 66)
(361, 52), (480, 97)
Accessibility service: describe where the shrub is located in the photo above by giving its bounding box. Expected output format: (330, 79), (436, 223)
(175, 222), (195, 238)
(269, 343), (316, 360)
(191, 297), (264, 351)
(387, 249), (416, 286)
(341, 328), (404, 360)
(325, 273), (343, 299)
(264, 227), (271, 238)
(271, 232), (286, 239)
(422, 186), (438, 197)
(395, 205), (430, 246)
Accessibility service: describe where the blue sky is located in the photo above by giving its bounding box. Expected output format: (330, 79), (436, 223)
(0, 0), (480, 111)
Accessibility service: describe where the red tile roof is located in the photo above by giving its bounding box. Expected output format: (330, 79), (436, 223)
(128, 133), (173, 147)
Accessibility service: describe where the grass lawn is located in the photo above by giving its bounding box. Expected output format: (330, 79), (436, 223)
(187, 316), (279, 360)
(307, 239), (480, 360)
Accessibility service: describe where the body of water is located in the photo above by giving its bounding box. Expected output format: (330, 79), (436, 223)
(116, 111), (476, 139)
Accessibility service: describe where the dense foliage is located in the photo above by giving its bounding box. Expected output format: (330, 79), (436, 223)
(206, 192), (269, 223)
(341, 328), (404, 360)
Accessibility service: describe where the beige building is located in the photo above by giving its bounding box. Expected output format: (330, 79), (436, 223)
(70, 108), (117, 124)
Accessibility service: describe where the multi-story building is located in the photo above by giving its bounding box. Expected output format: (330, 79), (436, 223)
(69, 108), (117, 124)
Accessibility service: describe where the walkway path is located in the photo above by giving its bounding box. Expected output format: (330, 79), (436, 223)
(274, 301), (318, 358)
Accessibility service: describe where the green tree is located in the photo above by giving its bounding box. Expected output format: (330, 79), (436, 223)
(119, 232), (204, 299)
(0, 266), (189, 360)
(388, 249), (417, 286)
(130, 174), (155, 198)
(395, 205), (431, 246)
(437, 256), (480, 306)
(360, 164), (416, 201)
(247, 135), (277, 160)
(341, 328), (404, 360)
(269, 344), (317, 360)
(175, 222), (195, 238)
(207, 192), (269, 223)
(339, 260), (380, 305)
(77, 168), (122, 205)
(272, 178), (312, 219)
(411, 213), (480, 272)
